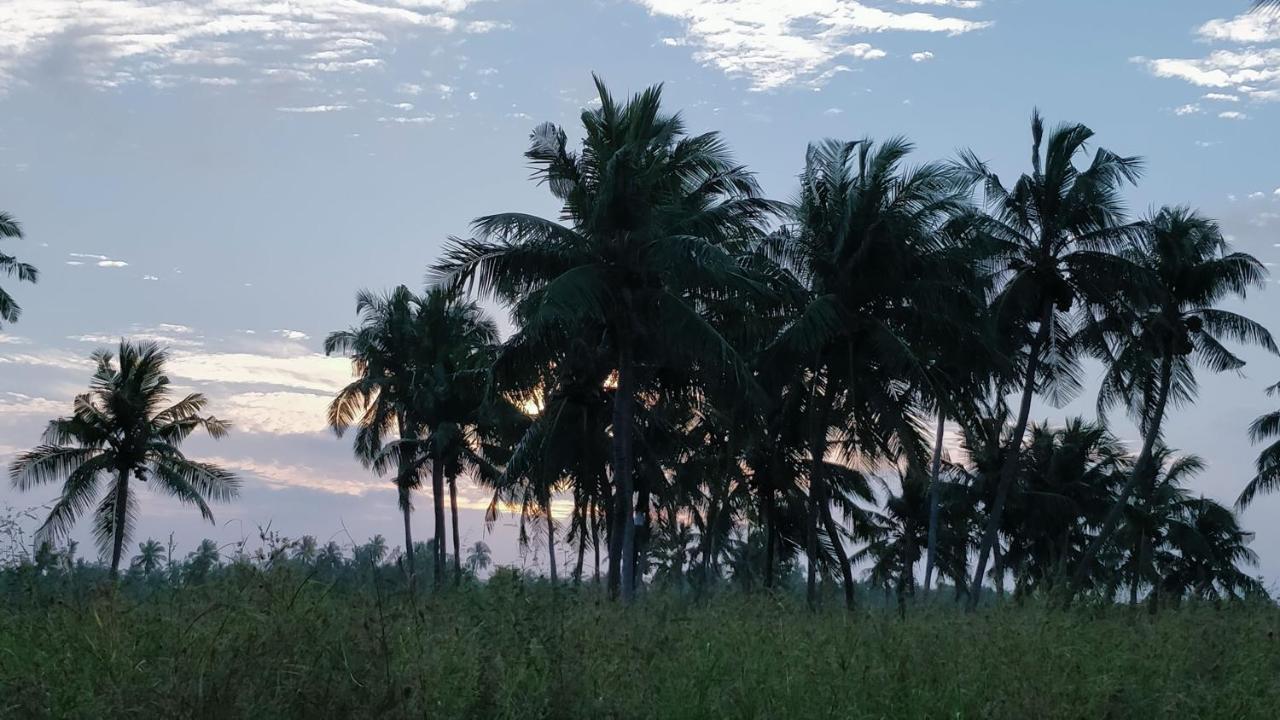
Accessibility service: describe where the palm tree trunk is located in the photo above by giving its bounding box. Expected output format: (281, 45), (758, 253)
(449, 476), (461, 585)
(431, 454), (446, 586)
(763, 486), (776, 590)
(1067, 354), (1173, 603)
(613, 336), (638, 603)
(574, 513), (587, 585)
(1129, 533), (1141, 606)
(967, 302), (1053, 610)
(109, 469), (130, 577)
(592, 499), (601, 585)
(546, 495), (558, 584)
(806, 366), (831, 611)
(923, 413), (946, 593)
(400, 487), (416, 586)
(396, 414), (417, 586)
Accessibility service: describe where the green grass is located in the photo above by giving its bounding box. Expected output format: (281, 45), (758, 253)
(2, 570), (1278, 719)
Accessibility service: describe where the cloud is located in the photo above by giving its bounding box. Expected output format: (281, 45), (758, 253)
(0, 392), (67, 418)
(634, 0), (990, 90)
(1134, 12), (1280, 102)
(898, 0), (982, 7)
(204, 455), (379, 496)
(1173, 103), (1202, 115)
(465, 20), (510, 33)
(396, 82), (424, 95)
(166, 352), (351, 394)
(1219, 110), (1249, 120)
(0, 0), (496, 92)
(378, 114), (436, 124)
(218, 391), (333, 435)
(274, 329), (310, 341)
(66, 252), (127, 267)
(276, 105), (349, 113)
(910, 51), (935, 62)
(142, 274), (159, 281)
(1197, 13), (1280, 44)
(824, 107), (844, 114)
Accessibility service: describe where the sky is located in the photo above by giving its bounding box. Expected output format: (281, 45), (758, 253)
(0, 0), (1278, 579)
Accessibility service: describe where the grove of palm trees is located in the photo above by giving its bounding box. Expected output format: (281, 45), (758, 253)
(3, 78), (1280, 718)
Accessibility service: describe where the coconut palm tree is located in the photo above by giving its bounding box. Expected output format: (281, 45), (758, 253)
(432, 76), (774, 602)
(1236, 381), (1280, 509)
(326, 286), (427, 582)
(8, 340), (238, 575)
(956, 110), (1144, 608)
(464, 540), (492, 575)
(131, 538), (165, 575)
(0, 210), (38, 327)
(766, 137), (978, 609)
(1069, 207), (1274, 597)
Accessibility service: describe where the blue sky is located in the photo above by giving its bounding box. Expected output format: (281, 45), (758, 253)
(0, 0), (1278, 578)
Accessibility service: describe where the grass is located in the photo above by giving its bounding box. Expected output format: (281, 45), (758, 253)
(1, 569), (1278, 719)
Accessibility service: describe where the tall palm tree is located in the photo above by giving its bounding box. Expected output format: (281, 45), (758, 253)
(9, 341), (238, 575)
(1236, 381), (1280, 509)
(767, 137), (978, 609)
(131, 538), (165, 575)
(327, 286), (427, 582)
(432, 76), (774, 602)
(0, 210), (38, 327)
(1069, 207), (1274, 596)
(956, 110), (1144, 608)
(465, 540), (492, 575)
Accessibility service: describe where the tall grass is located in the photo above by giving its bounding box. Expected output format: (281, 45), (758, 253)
(1, 566), (1277, 719)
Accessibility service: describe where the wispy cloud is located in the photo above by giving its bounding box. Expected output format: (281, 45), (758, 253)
(1134, 11), (1280, 103)
(0, 0), (498, 92)
(1219, 110), (1249, 120)
(276, 104), (350, 113)
(634, 0), (990, 90)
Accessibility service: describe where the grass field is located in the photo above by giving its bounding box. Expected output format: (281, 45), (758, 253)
(2, 568), (1278, 719)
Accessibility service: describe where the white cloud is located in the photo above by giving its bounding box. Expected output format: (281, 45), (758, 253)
(910, 51), (934, 62)
(396, 82), (424, 95)
(97, 260), (128, 268)
(68, 252), (107, 260)
(204, 455), (377, 496)
(0, 1), (494, 92)
(1219, 110), (1249, 120)
(634, 0), (990, 90)
(1174, 103), (1201, 115)
(436, 83), (454, 96)
(1274, 187), (1280, 196)
(1194, 140), (1221, 148)
(1249, 191), (1266, 199)
(1135, 11), (1280, 102)
(898, 0), (982, 7)
(824, 107), (844, 114)
(65, 261), (83, 266)
(465, 20), (510, 33)
(378, 114), (436, 124)
(276, 104), (349, 113)
(167, 352), (351, 394)
(1197, 13), (1280, 44)
(218, 391), (333, 435)
(0, 392), (67, 418)
(142, 274), (159, 281)
(389, 101), (414, 110)
(274, 329), (310, 341)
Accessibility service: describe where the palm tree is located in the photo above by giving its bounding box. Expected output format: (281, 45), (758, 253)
(185, 538), (221, 583)
(9, 341), (238, 575)
(1236, 381), (1280, 509)
(131, 538), (165, 575)
(465, 540), (492, 575)
(1069, 207), (1274, 596)
(956, 110), (1144, 608)
(767, 137), (978, 609)
(433, 76), (774, 602)
(0, 210), (38, 327)
(327, 286), (426, 581)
